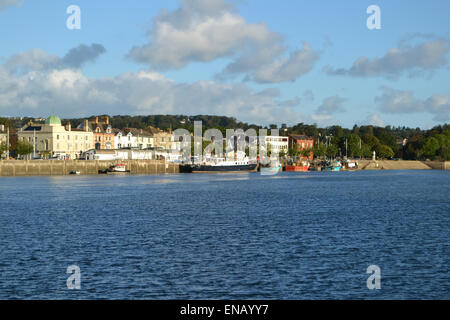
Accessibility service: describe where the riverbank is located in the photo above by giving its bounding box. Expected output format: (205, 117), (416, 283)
(0, 160), (179, 177)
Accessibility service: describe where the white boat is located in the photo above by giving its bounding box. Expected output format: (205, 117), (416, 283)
(99, 163), (130, 174)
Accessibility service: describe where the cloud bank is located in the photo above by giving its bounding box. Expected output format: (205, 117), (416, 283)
(5, 44), (106, 74)
(0, 45), (305, 125)
(375, 87), (450, 121)
(325, 38), (450, 78)
(128, 0), (319, 83)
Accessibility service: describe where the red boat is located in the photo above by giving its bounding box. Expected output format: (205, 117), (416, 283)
(284, 160), (310, 172)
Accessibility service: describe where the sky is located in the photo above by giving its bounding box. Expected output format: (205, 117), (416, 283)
(0, 0), (449, 128)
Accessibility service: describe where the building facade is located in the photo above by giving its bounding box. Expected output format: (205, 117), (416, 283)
(114, 128), (154, 149)
(78, 116), (114, 150)
(289, 134), (314, 160)
(18, 115), (94, 159)
(265, 135), (289, 155)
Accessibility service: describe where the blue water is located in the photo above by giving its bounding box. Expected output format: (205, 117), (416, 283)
(0, 170), (449, 299)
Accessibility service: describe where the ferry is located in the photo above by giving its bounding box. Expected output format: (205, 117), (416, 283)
(181, 157), (257, 173)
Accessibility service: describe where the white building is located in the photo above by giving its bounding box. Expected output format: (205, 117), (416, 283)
(114, 129), (154, 149)
(18, 115), (94, 159)
(265, 136), (289, 154)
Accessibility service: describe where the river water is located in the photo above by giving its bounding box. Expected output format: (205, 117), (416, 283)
(0, 170), (449, 299)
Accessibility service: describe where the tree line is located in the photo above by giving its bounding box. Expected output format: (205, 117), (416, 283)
(1, 116), (449, 161)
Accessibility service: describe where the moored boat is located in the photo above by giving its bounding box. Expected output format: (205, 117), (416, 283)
(322, 160), (342, 172)
(99, 163), (130, 174)
(260, 159), (282, 175)
(181, 157), (257, 173)
(285, 160), (310, 172)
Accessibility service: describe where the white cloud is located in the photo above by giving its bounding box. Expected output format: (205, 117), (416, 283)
(0, 0), (22, 11)
(128, 0), (319, 83)
(5, 44), (106, 74)
(325, 38), (450, 78)
(375, 87), (450, 121)
(365, 114), (385, 127)
(315, 95), (346, 114)
(0, 49), (305, 125)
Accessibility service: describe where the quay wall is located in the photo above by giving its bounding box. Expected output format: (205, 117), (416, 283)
(0, 160), (179, 177)
(358, 160), (449, 170)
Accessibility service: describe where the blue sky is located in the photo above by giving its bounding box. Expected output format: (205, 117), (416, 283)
(1, 0), (449, 128)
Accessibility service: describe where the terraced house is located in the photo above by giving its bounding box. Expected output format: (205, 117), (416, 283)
(114, 128), (154, 149)
(78, 116), (114, 150)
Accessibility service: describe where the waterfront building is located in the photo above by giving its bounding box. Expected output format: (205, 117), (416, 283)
(0, 125), (8, 159)
(153, 130), (177, 150)
(18, 115), (94, 159)
(114, 129), (135, 149)
(289, 134), (314, 160)
(265, 135), (289, 155)
(113, 128), (154, 149)
(78, 116), (114, 150)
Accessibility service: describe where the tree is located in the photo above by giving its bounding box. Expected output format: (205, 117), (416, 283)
(288, 146), (299, 157)
(375, 144), (394, 159)
(300, 147), (313, 159)
(326, 144), (338, 158)
(346, 134), (361, 158)
(361, 144), (372, 159)
(423, 137), (440, 159)
(362, 134), (380, 148)
(16, 140), (34, 158)
(313, 143), (326, 159)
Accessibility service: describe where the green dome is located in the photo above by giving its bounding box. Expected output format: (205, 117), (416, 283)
(45, 115), (61, 125)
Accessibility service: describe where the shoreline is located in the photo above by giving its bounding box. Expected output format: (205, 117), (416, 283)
(0, 159), (448, 177)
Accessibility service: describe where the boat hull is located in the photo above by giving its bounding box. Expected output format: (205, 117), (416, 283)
(181, 163), (257, 173)
(322, 166), (342, 172)
(285, 165), (309, 172)
(260, 166), (282, 175)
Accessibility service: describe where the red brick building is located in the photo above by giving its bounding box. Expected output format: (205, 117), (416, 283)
(289, 134), (314, 160)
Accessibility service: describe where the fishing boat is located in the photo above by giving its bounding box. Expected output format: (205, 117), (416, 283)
(343, 159), (359, 171)
(322, 160), (342, 172)
(260, 159), (282, 175)
(285, 160), (310, 172)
